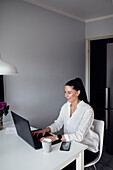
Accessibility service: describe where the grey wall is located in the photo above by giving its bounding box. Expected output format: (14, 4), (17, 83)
(0, 0), (85, 128)
(86, 17), (113, 38)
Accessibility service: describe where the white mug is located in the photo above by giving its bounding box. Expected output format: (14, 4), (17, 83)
(42, 138), (52, 153)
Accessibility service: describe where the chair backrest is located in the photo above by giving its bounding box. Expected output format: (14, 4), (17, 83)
(93, 119), (104, 162)
(84, 119), (104, 167)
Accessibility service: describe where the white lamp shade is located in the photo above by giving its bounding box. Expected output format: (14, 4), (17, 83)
(0, 54), (18, 75)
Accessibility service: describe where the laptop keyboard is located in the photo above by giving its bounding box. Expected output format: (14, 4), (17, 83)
(32, 131), (52, 140)
(32, 131), (61, 149)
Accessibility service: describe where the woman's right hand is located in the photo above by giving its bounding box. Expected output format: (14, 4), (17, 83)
(32, 127), (51, 137)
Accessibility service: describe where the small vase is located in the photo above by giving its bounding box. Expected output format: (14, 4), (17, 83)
(0, 116), (3, 130)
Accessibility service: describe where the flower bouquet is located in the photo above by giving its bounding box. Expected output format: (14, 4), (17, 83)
(0, 102), (9, 130)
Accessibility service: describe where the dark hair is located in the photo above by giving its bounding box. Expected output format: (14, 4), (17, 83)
(65, 78), (89, 104)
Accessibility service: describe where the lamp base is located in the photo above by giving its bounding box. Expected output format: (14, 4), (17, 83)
(0, 75), (4, 102)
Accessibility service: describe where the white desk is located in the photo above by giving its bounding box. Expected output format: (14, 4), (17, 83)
(0, 123), (88, 170)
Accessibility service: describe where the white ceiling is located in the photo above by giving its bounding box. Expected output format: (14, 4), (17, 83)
(24, 0), (113, 22)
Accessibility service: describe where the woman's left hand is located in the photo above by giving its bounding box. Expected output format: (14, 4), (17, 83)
(40, 135), (58, 142)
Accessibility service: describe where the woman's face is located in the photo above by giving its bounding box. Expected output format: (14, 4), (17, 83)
(65, 85), (80, 103)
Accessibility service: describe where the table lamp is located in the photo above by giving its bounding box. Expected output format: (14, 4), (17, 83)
(0, 54), (18, 101)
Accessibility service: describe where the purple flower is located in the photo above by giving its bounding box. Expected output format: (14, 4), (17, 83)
(0, 102), (7, 110)
(0, 102), (9, 117)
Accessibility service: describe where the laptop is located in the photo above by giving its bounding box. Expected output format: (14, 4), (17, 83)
(11, 111), (60, 149)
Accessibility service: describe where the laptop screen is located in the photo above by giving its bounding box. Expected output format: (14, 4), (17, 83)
(11, 111), (35, 148)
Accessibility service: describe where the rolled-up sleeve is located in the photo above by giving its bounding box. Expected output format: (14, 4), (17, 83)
(48, 105), (65, 133)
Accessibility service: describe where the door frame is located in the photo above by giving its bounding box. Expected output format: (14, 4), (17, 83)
(85, 35), (113, 101)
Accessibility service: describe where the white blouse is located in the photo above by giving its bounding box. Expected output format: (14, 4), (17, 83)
(49, 101), (99, 152)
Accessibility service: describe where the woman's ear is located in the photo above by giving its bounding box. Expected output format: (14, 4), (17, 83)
(77, 90), (80, 96)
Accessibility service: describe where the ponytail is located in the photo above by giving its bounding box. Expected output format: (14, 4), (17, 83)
(65, 78), (89, 104)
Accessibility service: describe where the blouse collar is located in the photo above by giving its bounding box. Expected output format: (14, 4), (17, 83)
(67, 100), (84, 108)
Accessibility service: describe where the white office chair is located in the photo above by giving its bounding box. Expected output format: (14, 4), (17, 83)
(84, 119), (104, 170)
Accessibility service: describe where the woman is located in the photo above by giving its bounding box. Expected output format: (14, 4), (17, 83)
(33, 78), (99, 168)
